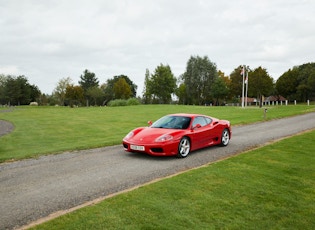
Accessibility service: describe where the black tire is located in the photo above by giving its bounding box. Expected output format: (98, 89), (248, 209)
(177, 137), (191, 158)
(220, 128), (230, 146)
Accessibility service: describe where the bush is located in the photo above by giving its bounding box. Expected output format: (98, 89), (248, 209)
(108, 99), (127, 107)
(108, 98), (141, 107)
(127, 98), (141, 106)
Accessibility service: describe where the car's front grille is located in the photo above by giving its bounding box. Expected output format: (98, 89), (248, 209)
(150, 148), (163, 153)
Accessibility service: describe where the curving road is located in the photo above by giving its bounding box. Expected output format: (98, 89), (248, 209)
(1, 112), (315, 229)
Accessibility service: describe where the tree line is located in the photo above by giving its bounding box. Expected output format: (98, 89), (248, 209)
(1, 56), (314, 106)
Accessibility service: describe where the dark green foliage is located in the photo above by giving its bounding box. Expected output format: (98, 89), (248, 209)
(104, 75), (137, 103)
(211, 77), (229, 105)
(78, 69), (99, 92)
(248, 66), (274, 105)
(182, 55), (218, 105)
(276, 63), (315, 102)
(0, 74), (41, 105)
(144, 64), (177, 104)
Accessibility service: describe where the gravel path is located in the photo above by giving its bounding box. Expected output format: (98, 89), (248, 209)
(0, 120), (14, 136)
(0, 108), (15, 136)
(0, 112), (315, 230)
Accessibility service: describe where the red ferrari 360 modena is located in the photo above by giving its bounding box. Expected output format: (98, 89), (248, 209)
(122, 113), (231, 158)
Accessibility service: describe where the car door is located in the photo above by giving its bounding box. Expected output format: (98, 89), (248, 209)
(190, 116), (212, 149)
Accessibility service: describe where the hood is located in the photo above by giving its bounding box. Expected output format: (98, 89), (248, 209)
(131, 127), (177, 143)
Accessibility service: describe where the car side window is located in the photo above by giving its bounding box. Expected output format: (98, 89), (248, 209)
(205, 117), (212, 125)
(192, 116), (207, 127)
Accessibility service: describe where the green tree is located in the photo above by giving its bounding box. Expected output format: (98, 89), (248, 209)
(104, 75), (137, 103)
(211, 77), (229, 105)
(0, 74), (7, 104)
(78, 69), (99, 92)
(175, 82), (187, 105)
(65, 85), (84, 107)
(2, 75), (38, 105)
(229, 66), (244, 102)
(142, 69), (152, 104)
(29, 84), (41, 102)
(113, 78), (132, 99)
(276, 63), (315, 102)
(53, 77), (73, 105)
(308, 71), (315, 101)
(182, 55), (218, 105)
(276, 68), (299, 101)
(86, 86), (105, 106)
(296, 63), (314, 101)
(248, 67), (274, 107)
(147, 64), (177, 104)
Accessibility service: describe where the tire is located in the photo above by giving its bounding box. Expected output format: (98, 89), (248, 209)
(177, 137), (191, 158)
(220, 128), (230, 146)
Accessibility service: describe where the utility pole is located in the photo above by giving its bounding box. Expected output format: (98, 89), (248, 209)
(241, 65), (249, 108)
(241, 65), (245, 108)
(245, 67), (248, 107)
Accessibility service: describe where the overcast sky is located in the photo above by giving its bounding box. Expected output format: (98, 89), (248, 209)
(1, 0), (314, 95)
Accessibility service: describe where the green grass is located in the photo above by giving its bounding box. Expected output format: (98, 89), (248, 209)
(0, 104), (314, 162)
(31, 129), (315, 229)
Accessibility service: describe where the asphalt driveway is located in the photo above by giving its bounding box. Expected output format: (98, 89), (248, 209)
(0, 112), (314, 229)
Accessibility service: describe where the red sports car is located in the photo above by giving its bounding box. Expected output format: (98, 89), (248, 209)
(122, 113), (231, 158)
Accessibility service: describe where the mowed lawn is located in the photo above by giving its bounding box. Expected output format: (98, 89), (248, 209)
(0, 104), (314, 162)
(31, 129), (315, 229)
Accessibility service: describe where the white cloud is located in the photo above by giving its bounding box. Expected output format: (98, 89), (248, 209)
(1, 0), (315, 94)
(0, 65), (20, 76)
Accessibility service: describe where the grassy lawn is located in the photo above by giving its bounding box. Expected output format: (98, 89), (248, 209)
(0, 104), (314, 162)
(31, 129), (315, 229)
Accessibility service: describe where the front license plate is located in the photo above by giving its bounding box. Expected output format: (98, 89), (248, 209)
(130, 145), (145, 151)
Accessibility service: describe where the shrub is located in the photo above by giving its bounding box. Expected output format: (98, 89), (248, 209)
(127, 98), (141, 106)
(108, 98), (141, 107)
(108, 99), (127, 107)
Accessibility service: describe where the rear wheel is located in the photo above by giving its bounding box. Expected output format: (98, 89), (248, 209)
(177, 137), (190, 158)
(220, 128), (230, 146)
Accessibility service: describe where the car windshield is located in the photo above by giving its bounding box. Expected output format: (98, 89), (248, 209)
(151, 116), (191, 129)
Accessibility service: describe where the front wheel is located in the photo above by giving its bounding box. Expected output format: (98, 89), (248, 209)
(220, 128), (230, 146)
(177, 137), (190, 158)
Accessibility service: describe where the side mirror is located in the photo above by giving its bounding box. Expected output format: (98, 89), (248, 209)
(148, 121), (152, 126)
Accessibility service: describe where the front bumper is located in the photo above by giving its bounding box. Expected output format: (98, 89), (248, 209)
(122, 140), (179, 156)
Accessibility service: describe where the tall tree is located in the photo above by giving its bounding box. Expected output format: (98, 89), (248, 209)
(78, 69), (99, 92)
(86, 86), (105, 106)
(248, 67), (274, 107)
(2, 75), (39, 105)
(53, 77), (73, 105)
(228, 66), (244, 102)
(113, 78), (132, 99)
(211, 77), (229, 105)
(29, 84), (41, 102)
(78, 69), (99, 106)
(276, 63), (315, 102)
(182, 55), (218, 105)
(104, 75), (137, 103)
(276, 69), (299, 101)
(142, 69), (152, 104)
(175, 82), (187, 105)
(147, 64), (177, 104)
(65, 85), (84, 107)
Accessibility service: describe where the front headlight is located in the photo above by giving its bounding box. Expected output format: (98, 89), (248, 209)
(155, 134), (174, 142)
(124, 131), (134, 140)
